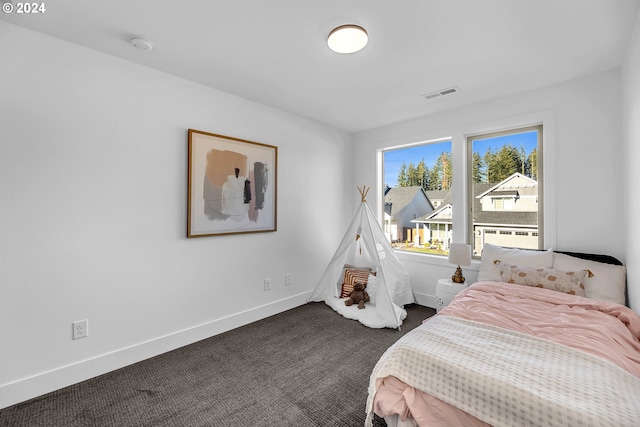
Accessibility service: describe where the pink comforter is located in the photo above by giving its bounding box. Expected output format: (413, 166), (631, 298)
(372, 281), (640, 426)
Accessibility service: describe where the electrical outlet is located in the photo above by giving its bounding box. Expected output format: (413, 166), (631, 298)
(264, 278), (271, 291)
(285, 274), (293, 286)
(72, 320), (88, 340)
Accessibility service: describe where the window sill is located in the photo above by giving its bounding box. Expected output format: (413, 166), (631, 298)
(393, 249), (481, 271)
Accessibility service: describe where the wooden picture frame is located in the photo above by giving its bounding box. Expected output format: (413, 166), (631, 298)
(187, 129), (277, 237)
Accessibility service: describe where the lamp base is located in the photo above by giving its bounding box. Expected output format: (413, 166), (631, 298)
(451, 266), (465, 284)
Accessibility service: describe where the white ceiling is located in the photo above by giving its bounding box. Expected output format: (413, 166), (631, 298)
(2, 0), (639, 133)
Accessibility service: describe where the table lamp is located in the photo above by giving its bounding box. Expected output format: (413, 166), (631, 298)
(448, 243), (471, 284)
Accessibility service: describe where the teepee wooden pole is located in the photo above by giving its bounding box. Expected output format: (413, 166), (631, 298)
(358, 186), (370, 202)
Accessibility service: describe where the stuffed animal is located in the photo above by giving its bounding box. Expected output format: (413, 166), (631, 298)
(345, 282), (370, 309)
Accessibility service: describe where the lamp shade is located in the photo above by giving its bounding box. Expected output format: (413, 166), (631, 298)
(448, 243), (471, 266)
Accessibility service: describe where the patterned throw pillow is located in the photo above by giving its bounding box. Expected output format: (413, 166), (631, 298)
(497, 262), (588, 296)
(337, 265), (371, 285)
(341, 269), (376, 298)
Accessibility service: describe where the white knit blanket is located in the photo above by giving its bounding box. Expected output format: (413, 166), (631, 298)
(366, 315), (640, 426)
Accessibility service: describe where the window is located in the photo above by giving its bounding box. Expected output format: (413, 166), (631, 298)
(468, 125), (542, 255)
(380, 123), (544, 258)
(382, 139), (452, 254)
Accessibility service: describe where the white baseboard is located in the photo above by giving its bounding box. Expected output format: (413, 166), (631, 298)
(0, 292), (312, 410)
(413, 291), (437, 309)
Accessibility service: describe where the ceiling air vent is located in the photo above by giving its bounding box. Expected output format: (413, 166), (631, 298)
(423, 86), (460, 100)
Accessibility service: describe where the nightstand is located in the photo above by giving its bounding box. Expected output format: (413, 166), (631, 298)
(435, 278), (469, 312)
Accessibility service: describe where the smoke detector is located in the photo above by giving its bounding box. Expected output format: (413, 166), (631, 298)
(129, 37), (154, 52)
(423, 86), (460, 100)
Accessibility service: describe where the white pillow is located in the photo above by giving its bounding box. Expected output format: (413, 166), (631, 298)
(552, 252), (626, 305)
(477, 243), (553, 282)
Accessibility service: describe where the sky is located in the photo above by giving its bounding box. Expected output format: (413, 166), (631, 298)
(383, 130), (538, 188)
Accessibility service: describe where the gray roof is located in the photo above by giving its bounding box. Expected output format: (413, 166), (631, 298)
(472, 182), (537, 226)
(425, 189), (452, 205)
(414, 203), (452, 222)
(489, 190), (519, 197)
(384, 186), (430, 216)
(415, 183), (537, 227)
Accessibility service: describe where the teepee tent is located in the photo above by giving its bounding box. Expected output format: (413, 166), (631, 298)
(309, 187), (414, 329)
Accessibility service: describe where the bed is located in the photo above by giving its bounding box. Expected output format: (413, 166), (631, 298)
(365, 244), (640, 427)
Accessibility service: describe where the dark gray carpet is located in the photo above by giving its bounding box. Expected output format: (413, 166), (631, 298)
(1, 302), (435, 426)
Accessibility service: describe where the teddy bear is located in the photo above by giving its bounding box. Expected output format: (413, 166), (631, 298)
(345, 282), (370, 309)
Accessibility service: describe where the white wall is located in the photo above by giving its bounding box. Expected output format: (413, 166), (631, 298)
(353, 70), (627, 308)
(623, 11), (640, 311)
(0, 21), (351, 408)
(3, 12), (638, 409)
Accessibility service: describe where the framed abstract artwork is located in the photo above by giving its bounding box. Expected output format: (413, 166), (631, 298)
(187, 129), (277, 237)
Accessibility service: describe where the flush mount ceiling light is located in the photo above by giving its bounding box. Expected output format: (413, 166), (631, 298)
(129, 37), (154, 52)
(327, 25), (368, 54)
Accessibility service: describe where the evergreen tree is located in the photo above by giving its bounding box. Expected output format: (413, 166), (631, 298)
(422, 152), (452, 190)
(416, 159), (428, 189)
(483, 148), (495, 183)
(519, 146), (534, 177)
(528, 148), (538, 180)
(397, 161), (408, 186)
(438, 151), (452, 190)
(428, 165), (440, 190)
(423, 165), (431, 190)
(407, 162), (418, 186)
(472, 151), (485, 183)
(486, 144), (521, 183)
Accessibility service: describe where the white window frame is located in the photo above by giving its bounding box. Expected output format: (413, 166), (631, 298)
(377, 110), (556, 266)
(467, 124), (544, 254)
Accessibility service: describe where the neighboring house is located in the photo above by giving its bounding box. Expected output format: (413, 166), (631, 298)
(420, 189), (454, 249)
(384, 186), (433, 242)
(425, 189), (451, 209)
(473, 173), (538, 254)
(417, 203), (454, 250)
(413, 173), (538, 254)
